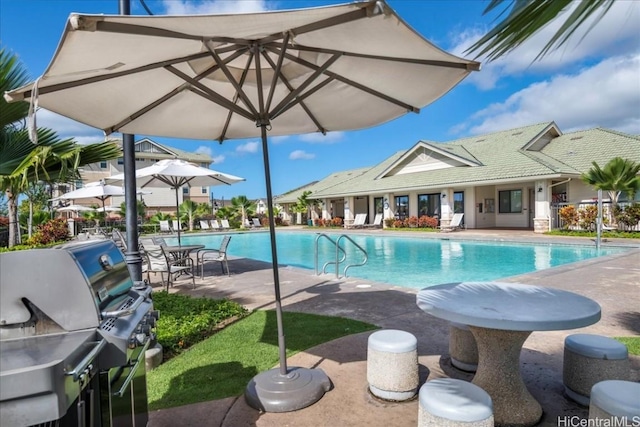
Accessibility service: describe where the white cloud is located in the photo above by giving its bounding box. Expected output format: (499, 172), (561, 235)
(459, 54), (640, 135)
(236, 141), (260, 154)
(212, 154), (225, 164)
(36, 109), (104, 140)
(298, 131), (345, 144)
(195, 145), (213, 157)
(161, 0), (269, 15)
(452, 1), (640, 90)
(289, 150), (315, 160)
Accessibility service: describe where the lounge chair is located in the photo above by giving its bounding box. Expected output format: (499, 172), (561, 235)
(252, 218), (264, 228)
(243, 218), (253, 228)
(440, 213), (464, 232)
(220, 219), (231, 230)
(345, 213), (367, 229)
(171, 219), (182, 233)
(210, 219), (222, 231)
(197, 235), (232, 278)
(200, 220), (211, 231)
(159, 220), (171, 234)
(364, 213), (383, 228)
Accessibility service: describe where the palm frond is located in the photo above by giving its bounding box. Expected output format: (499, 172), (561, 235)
(466, 0), (615, 62)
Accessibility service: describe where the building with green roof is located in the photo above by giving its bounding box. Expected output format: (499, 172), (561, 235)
(277, 122), (640, 232)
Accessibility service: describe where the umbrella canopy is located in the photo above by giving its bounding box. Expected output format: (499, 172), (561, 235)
(56, 204), (96, 212)
(54, 180), (149, 213)
(107, 159), (245, 244)
(5, 0), (479, 412)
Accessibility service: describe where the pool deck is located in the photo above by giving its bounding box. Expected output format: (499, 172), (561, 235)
(148, 228), (640, 427)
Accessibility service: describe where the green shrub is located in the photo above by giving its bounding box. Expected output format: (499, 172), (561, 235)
(27, 218), (70, 245)
(152, 291), (248, 358)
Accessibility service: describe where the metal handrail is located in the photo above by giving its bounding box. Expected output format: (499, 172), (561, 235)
(314, 233), (368, 278)
(336, 235), (368, 278)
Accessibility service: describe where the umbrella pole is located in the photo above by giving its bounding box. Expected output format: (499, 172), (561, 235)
(175, 187), (181, 245)
(244, 124), (330, 413)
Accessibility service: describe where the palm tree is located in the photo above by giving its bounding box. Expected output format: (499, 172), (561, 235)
(230, 195), (255, 228)
(295, 190), (321, 225)
(1, 46), (121, 246)
(466, 0), (616, 61)
(581, 157), (640, 225)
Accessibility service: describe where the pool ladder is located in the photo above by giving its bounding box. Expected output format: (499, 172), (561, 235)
(314, 233), (368, 278)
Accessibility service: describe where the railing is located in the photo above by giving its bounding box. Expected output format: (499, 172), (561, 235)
(314, 233), (368, 279)
(550, 201), (639, 231)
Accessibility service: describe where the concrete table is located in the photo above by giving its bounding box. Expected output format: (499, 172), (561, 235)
(416, 281), (601, 427)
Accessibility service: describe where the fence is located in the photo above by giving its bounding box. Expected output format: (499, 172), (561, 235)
(550, 201), (640, 231)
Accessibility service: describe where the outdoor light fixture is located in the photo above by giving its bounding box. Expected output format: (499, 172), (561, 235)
(538, 186), (543, 193)
(442, 194), (446, 199)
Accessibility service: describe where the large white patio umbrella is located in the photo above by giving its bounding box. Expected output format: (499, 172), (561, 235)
(108, 159), (245, 245)
(54, 181), (149, 214)
(56, 204), (96, 213)
(5, 0), (480, 412)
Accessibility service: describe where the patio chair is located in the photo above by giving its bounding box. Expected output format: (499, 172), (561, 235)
(252, 218), (264, 228)
(364, 213), (383, 229)
(220, 219), (231, 230)
(141, 243), (195, 291)
(243, 218), (253, 228)
(440, 213), (464, 232)
(171, 219), (182, 233)
(345, 213), (367, 229)
(159, 220), (171, 234)
(197, 235), (232, 278)
(199, 220), (211, 231)
(210, 219), (222, 231)
(111, 228), (127, 251)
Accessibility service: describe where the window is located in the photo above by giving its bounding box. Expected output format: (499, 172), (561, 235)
(183, 187), (189, 194)
(117, 157), (124, 165)
(100, 161), (107, 169)
(454, 191), (464, 214)
(417, 193), (440, 217)
(395, 195), (409, 220)
(499, 190), (522, 213)
(201, 187), (207, 194)
(374, 197), (384, 215)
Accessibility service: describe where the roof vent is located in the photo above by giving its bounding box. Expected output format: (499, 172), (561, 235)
(570, 136), (583, 140)
(475, 139), (485, 142)
(511, 132), (523, 136)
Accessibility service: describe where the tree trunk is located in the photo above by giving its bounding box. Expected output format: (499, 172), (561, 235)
(28, 200), (33, 239)
(6, 189), (19, 248)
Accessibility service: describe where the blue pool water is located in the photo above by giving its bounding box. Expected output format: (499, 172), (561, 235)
(174, 231), (626, 290)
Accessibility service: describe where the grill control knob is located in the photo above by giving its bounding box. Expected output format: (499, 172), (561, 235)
(148, 310), (160, 320)
(142, 316), (156, 327)
(137, 325), (151, 335)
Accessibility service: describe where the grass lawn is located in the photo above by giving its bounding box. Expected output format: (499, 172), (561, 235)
(147, 310), (378, 410)
(615, 336), (640, 355)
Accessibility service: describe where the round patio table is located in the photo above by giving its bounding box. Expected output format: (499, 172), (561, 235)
(163, 244), (204, 277)
(416, 281), (601, 427)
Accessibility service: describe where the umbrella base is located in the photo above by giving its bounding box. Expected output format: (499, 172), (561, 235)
(245, 367), (331, 413)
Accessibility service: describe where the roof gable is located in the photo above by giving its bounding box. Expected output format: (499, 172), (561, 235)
(521, 122), (562, 151)
(135, 138), (177, 156)
(378, 141), (480, 178)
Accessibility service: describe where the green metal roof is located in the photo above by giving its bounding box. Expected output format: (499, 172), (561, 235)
(293, 122), (639, 200)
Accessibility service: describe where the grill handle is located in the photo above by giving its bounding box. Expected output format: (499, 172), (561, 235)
(66, 339), (107, 381)
(101, 294), (147, 319)
(113, 338), (151, 397)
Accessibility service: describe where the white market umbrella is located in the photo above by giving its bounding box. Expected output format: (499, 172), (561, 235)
(107, 159), (245, 244)
(56, 204), (96, 213)
(5, 0), (480, 412)
(54, 181), (148, 215)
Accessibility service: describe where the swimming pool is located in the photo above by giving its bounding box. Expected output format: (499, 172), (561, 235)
(174, 231), (627, 290)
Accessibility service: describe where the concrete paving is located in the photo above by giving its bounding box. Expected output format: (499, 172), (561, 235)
(147, 229), (640, 427)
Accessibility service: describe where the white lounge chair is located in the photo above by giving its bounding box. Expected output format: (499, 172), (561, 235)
(243, 218), (252, 228)
(220, 219), (231, 230)
(200, 220), (211, 231)
(345, 213), (367, 229)
(171, 219), (182, 233)
(252, 218), (264, 228)
(210, 219), (222, 231)
(159, 220), (171, 234)
(440, 213), (464, 232)
(364, 213), (383, 228)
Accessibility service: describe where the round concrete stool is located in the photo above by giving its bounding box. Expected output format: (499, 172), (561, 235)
(449, 322), (478, 372)
(145, 343), (164, 371)
(367, 329), (418, 401)
(563, 334), (629, 406)
(418, 378), (494, 427)
(589, 380), (640, 426)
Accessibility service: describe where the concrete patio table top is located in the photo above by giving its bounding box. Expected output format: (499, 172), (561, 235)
(416, 281), (602, 427)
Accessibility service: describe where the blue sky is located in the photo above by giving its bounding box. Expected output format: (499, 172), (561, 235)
(2, 0), (639, 200)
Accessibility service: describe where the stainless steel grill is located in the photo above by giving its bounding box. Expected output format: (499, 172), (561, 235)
(0, 240), (157, 427)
